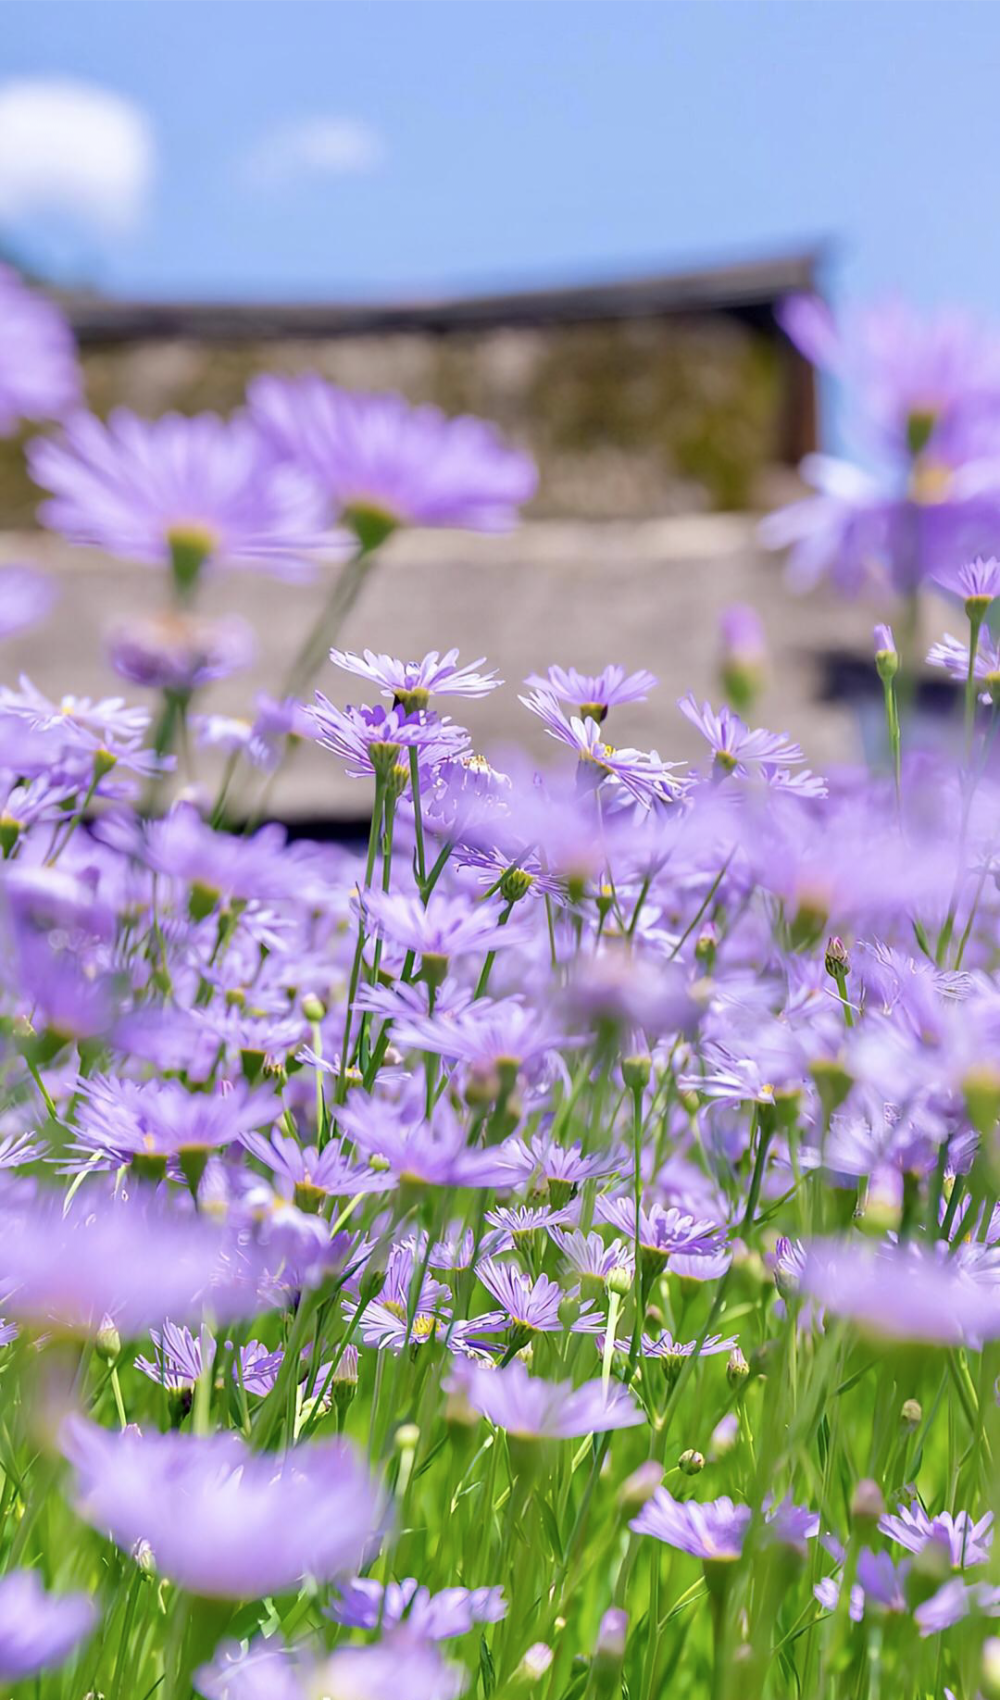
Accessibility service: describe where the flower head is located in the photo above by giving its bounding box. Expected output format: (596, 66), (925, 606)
(329, 647), (501, 706)
(0, 1570), (95, 1683)
(63, 1418), (381, 1597)
(523, 665), (657, 722)
(28, 409), (330, 579)
(446, 1356), (644, 1439)
(0, 266), (80, 434)
(249, 375), (537, 534)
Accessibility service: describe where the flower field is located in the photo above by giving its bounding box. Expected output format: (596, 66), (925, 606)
(2, 268), (1000, 1699)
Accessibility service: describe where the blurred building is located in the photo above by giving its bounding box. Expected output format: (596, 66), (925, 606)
(4, 250), (885, 824)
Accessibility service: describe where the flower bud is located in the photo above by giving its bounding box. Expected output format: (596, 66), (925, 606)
(726, 1347), (750, 1391)
(617, 1460), (662, 1513)
(500, 865), (534, 904)
(874, 623), (899, 682)
(982, 1636), (1000, 1700)
(622, 1053), (652, 1093)
(850, 1478), (885, 1527)
(694, 923), (718, 969)
(592, 1608), (627, 1695)
(301, 992), (326, 1023)
(678, 1449), (704, 1476)
(824, 936), (850, 979)
(708, 1412), (738, 1460)
(133, 1537), (157, 1579)
(419, 951), (450, 990)
(512, 1643), (553, 1685)
(332, 1345), (359, 1413)
(95, 1318), (121, 1365)
(900, 1397), (922, 1431)
(607, 1265), (632, 1298)
(0, 813), (21, 857)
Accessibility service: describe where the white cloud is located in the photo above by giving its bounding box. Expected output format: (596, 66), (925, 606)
(246, 116), (384, 187)
(0, 76), (154, 232)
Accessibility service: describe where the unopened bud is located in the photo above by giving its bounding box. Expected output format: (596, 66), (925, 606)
(499, 866), (534, 904)
(301, 992), (326, 1023)
(607, 1265), (631, 1298)
(592, 1608), (627, 1693)
(0, 813), (21, 856)
(874, 623), (899, 682)
(824, 936), (850, 979)
(900, 1397), (922, 1432)
(617, 1460), (662, 1512)
(694, 923), (718, 968)
(513, 1643), (554, 1685)
(851, 1478), (885, 1526)
(622, 1054), (652, 1093)
(982, 1636), (1000, 1700)
(708, 1412), (738, 1460)
(95, 1319), (121, 1365)
(419, 951), (450, 990)
(678, 1448), (704, 1476)
(726, 1347), (749, 1390)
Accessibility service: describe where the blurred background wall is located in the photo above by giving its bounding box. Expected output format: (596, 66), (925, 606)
(1, 1), (985, 821)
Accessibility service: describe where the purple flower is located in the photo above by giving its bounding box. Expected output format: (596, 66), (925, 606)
(197, 1634), (465, 1700)
(873, 622), (896, 656)
(0, 266), (80, 434)
(719, 604), (766, 663)
(329, 647), (501, 705)
(328, 1576), (506, 1638)
(913, 1577), (1000, 1637)
(799, 1238), (1000, 1346)
(309, 699), (470, 780)
(548, 1229), (634, 1288)
(815, 1548), (910, 1623)
(240, 1129), (391, 1207)
(393, 996), (565, 1086)
(522, 664), (657, 721)
(63, 1418), (381, 1597)
(927, 630), (1000, 693)
(109, 611), (255, 691)
(678, 694), (810, 781)
(520, 692), (685, 809)
(507, 1133), (625, 1198)
(0, 566), (56, 639)
(779, 294), (1000, 461)
(0, 1570), (95, 1683)
(880, 1503), (993, 1568)
(631, 1329), (740, 1368)
(28, 409), (330, 578)
(760, 450), (1000, 598)
(595, 1197), (724, 1268)
(475, 1258), (600, 1338)
(0, 676), (164, 781)
(933, 554), (1000, 605)
(248, 375), (537, 533)
(336, 1094), (516, 1190)
(630, 1488), (752, 1560)
(68, 1075), (277, 1171)
(102, 800), (305, 907)
(135, 1322), (216, 1391)
(0, 1186), (265, 1336)
(196, 1635), (304, 1700)
(631, 1488), (816, 1560)
(360, 888), (525, 963)
(446, 1355), (645, 1439)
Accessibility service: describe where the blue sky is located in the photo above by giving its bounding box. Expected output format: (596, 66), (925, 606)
(1, 1), (998, 316)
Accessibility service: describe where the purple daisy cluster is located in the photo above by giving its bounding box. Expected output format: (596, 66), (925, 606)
(4, 284), (1000, 1699)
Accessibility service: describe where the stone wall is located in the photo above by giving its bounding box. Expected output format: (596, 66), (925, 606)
(0, 312), (783, 528)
